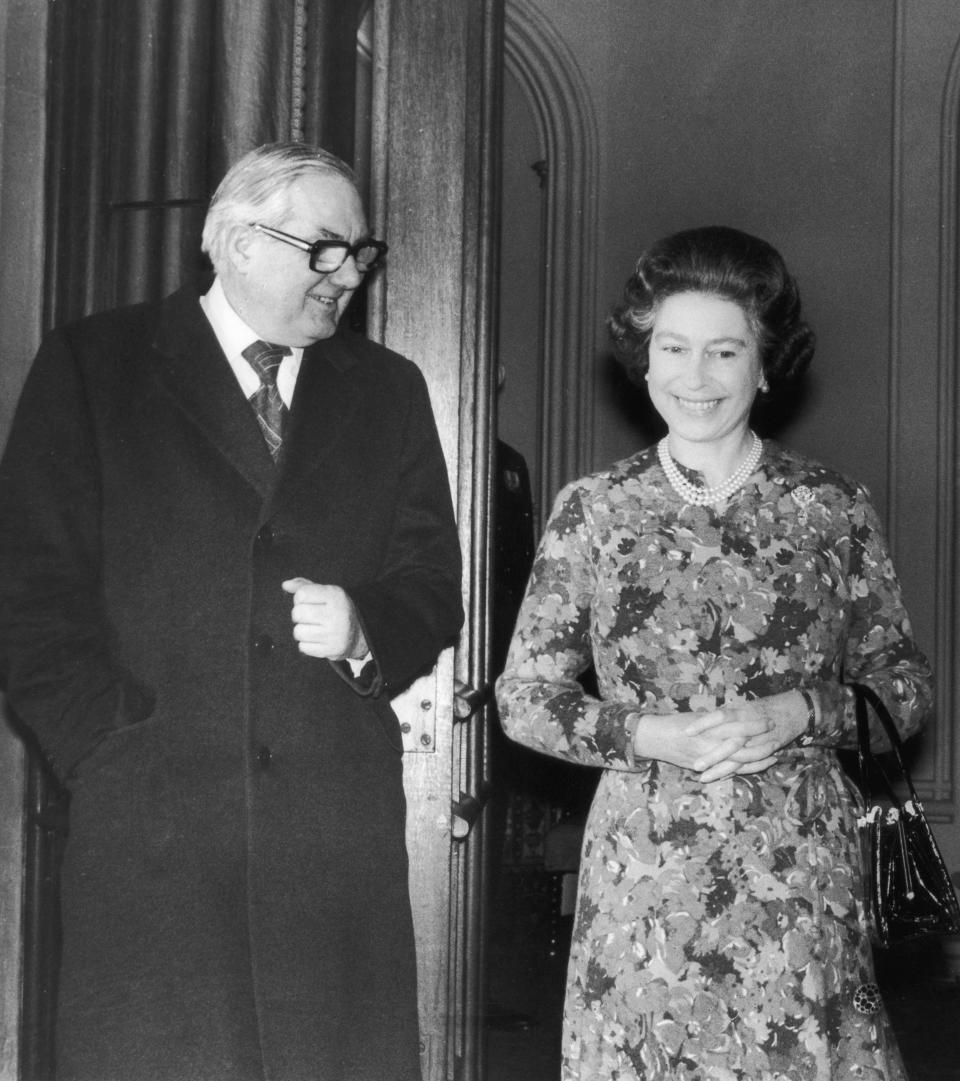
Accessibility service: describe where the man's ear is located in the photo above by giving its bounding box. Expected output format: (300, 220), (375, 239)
(224, 223), (254, 273)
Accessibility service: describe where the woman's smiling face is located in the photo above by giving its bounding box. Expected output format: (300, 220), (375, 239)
(646, 290), (764, 448)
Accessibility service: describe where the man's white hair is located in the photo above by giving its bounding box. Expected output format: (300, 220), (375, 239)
(201, 142), (359, 271)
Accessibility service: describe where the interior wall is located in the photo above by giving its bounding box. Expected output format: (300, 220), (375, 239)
(529, 0), (894, 493)
(498, 0), (960, 868)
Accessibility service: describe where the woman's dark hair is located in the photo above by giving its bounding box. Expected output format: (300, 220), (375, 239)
(607, 226), (815, 391)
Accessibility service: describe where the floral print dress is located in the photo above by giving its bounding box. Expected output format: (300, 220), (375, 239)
(495, 441), (933, 1081)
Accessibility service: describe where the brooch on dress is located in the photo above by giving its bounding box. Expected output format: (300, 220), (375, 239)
(852, 982), (882, 1016)
(791, 485), (816, 525)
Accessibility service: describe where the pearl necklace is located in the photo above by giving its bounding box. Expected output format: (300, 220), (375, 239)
(658, 431), (763, 506)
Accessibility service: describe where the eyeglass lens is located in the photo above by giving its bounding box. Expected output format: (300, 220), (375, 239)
(311, 242), (385, 274)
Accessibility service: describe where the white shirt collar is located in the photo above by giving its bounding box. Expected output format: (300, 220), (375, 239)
(199, 277), (303, 406)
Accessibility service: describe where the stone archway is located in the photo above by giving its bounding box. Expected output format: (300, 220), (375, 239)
(504, 0), (600, 515)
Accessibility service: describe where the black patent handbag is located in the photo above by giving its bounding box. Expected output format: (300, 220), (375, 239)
(853, 683), (960, 948)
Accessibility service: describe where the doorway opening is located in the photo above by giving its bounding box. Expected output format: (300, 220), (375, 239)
(486, 4), (600, 1077)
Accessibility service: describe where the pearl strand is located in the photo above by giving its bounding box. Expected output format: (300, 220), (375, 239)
(658, 432), (763, 506)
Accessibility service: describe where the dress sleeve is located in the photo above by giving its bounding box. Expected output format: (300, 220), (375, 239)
(808, 485), (933, 750)
(494, 481), (641, 771)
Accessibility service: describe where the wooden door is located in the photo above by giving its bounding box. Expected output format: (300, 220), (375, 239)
(371, 3), (503, 1077)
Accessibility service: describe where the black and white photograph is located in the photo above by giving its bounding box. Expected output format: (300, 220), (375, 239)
(1, 3), (959, 1080)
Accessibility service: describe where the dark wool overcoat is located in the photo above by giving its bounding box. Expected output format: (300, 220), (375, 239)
(0, 283), (463, 1081)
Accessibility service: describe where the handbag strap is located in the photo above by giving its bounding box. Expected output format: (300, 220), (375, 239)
(852, 683), (922, 808)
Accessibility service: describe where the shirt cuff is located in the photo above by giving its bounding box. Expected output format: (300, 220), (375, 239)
(346, 652), (372, 677)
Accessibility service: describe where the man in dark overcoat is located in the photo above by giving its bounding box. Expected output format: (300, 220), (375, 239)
(0, 142), (463, 1081)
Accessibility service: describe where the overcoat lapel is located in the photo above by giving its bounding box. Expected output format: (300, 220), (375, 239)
(148, 284), (277, 499)
(270, 331), (362, 511)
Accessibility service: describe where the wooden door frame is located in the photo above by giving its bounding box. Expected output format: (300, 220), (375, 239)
(504, 0), (599, 517)
(0, 3), (49, 1078)
(370, 1), (503, 1078)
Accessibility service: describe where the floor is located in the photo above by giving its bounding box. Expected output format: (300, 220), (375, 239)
(485, 868), (566, 1081)
(485, 873), (960, 1081)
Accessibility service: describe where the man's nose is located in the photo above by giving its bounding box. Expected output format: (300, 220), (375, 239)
(326, 254), (363, 289)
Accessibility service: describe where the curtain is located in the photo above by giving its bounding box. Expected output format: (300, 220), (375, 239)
(44, 0), (366, 327)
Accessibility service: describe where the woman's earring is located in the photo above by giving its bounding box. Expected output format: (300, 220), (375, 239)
(759, 378), (770, 394)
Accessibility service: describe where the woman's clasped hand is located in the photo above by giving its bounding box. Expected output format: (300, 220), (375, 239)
(634, 689), (808, 783)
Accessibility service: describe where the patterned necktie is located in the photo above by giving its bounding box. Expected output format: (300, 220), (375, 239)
(242, 340), (291, 462)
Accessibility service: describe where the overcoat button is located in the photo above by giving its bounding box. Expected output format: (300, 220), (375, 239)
(257, 523), (274, 547)
(258, 744), (272, 769)
(254, 633), (274, 655)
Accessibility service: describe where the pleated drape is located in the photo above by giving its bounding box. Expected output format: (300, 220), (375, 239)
(43, 0), (365, 327)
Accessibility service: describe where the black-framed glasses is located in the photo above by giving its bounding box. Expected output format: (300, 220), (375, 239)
(251, 223), (388, 274)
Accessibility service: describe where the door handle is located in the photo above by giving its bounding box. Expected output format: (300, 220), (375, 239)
(453, 680), (491, 721)
(451, 781), (493, 840)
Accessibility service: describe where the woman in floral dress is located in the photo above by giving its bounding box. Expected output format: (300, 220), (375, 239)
(495, 226), (932, 1081)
